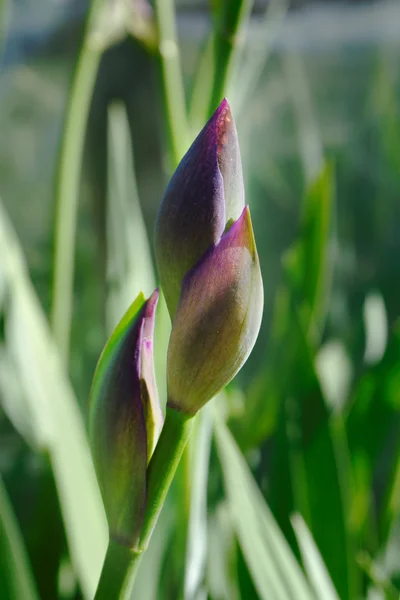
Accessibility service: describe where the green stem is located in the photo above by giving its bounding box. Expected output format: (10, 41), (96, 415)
(154, 0), (188, 167)
(139, 407), (194, 550)
(51, 0), (103, 363)
(94, 540), (142, 600)
(209, 0), (254, 115)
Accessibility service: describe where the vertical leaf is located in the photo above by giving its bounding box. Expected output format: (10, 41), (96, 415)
(270, 307), (356, 600)
(51, 0), (105, 362)
(291, 513), (340, 600)
(345, 324), (400, 537)
(214, 412), (313, 600)
(106, 102), (156, 331)
(0, 201), (107, 599)
(284, 162), (335, 340)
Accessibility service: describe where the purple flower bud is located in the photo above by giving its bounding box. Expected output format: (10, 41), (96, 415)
(89, 289), (162, 547)
(167, 207), (263, 415)
(155, 98), (245, 318)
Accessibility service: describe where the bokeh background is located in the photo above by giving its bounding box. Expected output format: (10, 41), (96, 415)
(1, 1), (400, 599)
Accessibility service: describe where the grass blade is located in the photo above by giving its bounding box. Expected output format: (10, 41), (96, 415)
(291, 513), (340, 600)
(207, 502), (241, 600)
(284, 162), (335, 341)
(106, 101), (156, 331)
(154, 0), (188, 166)
(269, 306), (356, 600)
(209, 0), (254, 114)
(282, 52), (323, 183)
(345, 323), (400, 538)
(214, 411), (314, 600)
(234, 0), (288, 117)
(51, 0), (104, 362)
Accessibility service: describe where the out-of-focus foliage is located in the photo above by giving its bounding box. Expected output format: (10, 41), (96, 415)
(1, 0), (400, 599)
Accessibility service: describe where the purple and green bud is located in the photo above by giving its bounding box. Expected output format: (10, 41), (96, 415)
(154, 98), (263, 414)
(167, 206), (263, 415)
(155, 98), (245, 318)
(89, 289), (162, 548)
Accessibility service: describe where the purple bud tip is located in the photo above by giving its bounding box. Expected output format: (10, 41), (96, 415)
(143, 287), (159, 321)
(215, 98), (233, 157)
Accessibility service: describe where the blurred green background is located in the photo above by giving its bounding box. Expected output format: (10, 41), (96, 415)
(1, 1), (400, 599)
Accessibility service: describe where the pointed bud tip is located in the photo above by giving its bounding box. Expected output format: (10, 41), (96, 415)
(212, 98), (235, 156)
(215, 97), (230, 114)
(225, 205), (256, 256)
(144, 287), (159, 319)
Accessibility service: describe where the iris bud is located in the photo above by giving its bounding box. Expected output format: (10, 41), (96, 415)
(89, 289), (162, 547)
(155, 98), (244, 318)
(167, 206), (263, 415)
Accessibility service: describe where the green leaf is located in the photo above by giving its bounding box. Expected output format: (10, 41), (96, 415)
(291, 513), (340, 600)
(282, 52), (323, 183)
(234, 0), (288, 117)
(0, 200), (107, 599)
(345, 323), (400, 537)
(0, 475), (39, 600)
(207, 502), (241, 600)
(214, 410), (314, 600)
(269, 306), (356, 600)
(51, 0), (104, 363)
(284, 161), (334, 341)
(106, 102), (156, 332)
(357, 550), (399, 600)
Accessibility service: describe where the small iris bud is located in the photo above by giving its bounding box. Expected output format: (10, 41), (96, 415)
(89, 289), (162, 548)
(154, 98), (244, 318)
(167, 206), (263, 415)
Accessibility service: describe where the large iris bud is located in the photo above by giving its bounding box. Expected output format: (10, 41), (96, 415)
(155, 98), (245, 318)
(89, 289), (162, 548)
(155, 99), (263, 415)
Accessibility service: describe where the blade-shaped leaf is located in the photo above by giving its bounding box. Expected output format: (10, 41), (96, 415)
(207, 502), (241, 600)
(214, 411), (314, 600)
(291, 513), (340, 600)
(284, 162), (334, 341)
(345, 323), (400, 537)
(106, 101), (156, 331)
(0, 200), (107, 599)
(269, 306), (356, 600)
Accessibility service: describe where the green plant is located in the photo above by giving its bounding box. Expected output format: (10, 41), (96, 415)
(0, 1), (400, 599)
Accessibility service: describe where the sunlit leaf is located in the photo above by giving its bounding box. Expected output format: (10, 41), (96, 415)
(269, 306), (356, 600)
(292, 513), (340, 600)
(214, 411), (313, 600)
(0, 201), (107, 599)
(106, 101), (156, 330)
